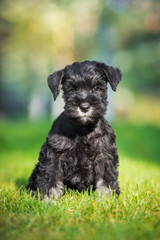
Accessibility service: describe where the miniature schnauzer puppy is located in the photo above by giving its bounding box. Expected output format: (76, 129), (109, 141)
(26, 60), (122, 201)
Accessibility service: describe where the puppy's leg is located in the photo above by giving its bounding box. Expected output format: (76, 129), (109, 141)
(27, 142), (64, 201)
(95, 159), (120, 197)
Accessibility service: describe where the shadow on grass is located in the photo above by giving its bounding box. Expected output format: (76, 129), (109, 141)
(15, 177), (28, 189)
(113, 121), (160, 165)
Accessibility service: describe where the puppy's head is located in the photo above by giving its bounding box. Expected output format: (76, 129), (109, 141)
(48, 61), (122, 125)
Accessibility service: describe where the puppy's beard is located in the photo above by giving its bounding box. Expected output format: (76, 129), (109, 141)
(77, 107), (92, 118)
(76, 107), (93, 124)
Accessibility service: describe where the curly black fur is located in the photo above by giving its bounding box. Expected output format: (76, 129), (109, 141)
(26, 60), (122, 200)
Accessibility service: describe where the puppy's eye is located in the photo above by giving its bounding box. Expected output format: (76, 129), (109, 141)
(69, 87), (77, 92)
(93, 86), (100, 92)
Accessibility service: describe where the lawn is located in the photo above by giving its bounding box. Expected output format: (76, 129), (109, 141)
(0, 120), (160, 240)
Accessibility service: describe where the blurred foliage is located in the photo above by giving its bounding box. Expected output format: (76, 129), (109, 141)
(0, 0), (160, 118)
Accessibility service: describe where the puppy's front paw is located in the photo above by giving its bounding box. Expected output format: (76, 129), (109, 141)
(43, 194), (57, 205)
(96, 186), (111, 198)
(43, 182), (64, 204)
(49, 186), (63, 200)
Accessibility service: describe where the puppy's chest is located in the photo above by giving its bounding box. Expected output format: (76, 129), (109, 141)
(60, 138), (97, 189)
(61, 138), (96, 166)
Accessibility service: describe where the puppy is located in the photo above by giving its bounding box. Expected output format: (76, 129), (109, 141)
(26, 60), (122, 201)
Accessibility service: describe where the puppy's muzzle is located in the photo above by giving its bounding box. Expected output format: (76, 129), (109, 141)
(79, 102), (90, 113)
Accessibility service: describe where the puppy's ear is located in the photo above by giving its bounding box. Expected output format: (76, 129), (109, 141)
(97, 62), (122, 91)
(47, 69), (64, 100)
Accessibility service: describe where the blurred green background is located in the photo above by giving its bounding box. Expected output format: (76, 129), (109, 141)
(0, 0), (160, 123)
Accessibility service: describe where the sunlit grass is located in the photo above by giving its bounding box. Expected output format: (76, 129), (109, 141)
(0, 120), (160, 240)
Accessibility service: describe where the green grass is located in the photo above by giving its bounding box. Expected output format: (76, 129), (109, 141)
(0, 120), (160, 240)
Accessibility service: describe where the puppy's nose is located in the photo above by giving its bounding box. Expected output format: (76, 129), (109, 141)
(80, 102), (90, 112)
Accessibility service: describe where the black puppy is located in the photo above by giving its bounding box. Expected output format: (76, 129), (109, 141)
(26, 60), (122, 201)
